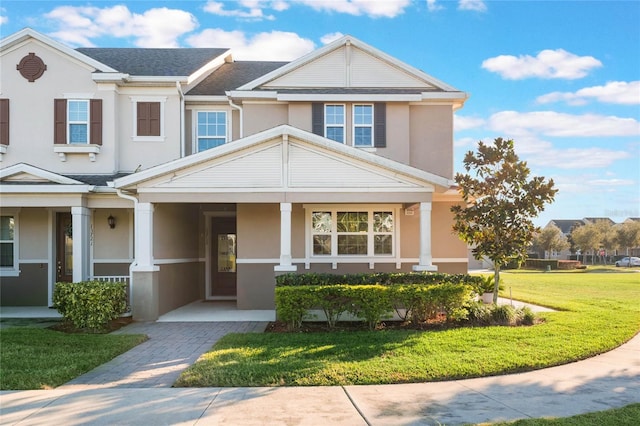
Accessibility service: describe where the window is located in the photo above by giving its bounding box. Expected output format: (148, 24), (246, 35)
(324, 104), (345, 143)
(310, 208), (394, 257)
(197, 111), (227, 152)
(68, 100), (89, 143)
(0, 215), (18, 275)
(353, 104), (373, 147)
(312, 103), (386, 147)
(54, 99), (102, 145)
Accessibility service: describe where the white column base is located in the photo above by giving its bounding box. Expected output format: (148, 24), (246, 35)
(274, 265), (297, 272)
(413, 264), (438, 272)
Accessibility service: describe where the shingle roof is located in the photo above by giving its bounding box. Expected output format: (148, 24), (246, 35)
(76, 48), (229, 76)
(548, 219), (585, 235)
(64, 173), (131, 186)
(187, 61), (288, 95)
(262, 88), (438, 94)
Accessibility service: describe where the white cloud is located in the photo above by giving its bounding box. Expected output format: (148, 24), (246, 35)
(187, 29), (315, 60)
(528, 147), (630, 170)
(44, 5), (197, 47)
(488, 111), (640, 137)
(0, 7), (8, 25)
(458, 0), (487, 12)
(454, 115), (485, 131)
(426, 0), (444, 12)
(536, 81), (640, 106)
(454, 137), (477, 148)
(482, 49), (602, 80)
(293, 0), (411, 18)
(203, 1), (275, 21)
(587, 178), (636, 186)
(321, 32), (345, 44)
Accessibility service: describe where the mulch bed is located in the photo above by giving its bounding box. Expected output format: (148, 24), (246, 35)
(265, 314), (458, 333)
(49, 316), (133, 334)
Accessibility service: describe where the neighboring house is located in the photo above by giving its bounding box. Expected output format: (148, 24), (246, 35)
(543, 219), (586, 259)
(0, 29), (469, 320)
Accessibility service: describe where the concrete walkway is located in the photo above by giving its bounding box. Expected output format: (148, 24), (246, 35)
(1, 324), (639, 425)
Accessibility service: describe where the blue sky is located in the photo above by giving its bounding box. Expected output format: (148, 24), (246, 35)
(1, 1), (639, 226)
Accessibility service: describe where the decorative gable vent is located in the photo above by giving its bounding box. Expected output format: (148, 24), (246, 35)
(17, 53), (47, 82)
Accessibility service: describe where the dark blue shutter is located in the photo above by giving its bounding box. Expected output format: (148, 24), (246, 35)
(374, 103), (386, 148)
(312, 103), (324, 136)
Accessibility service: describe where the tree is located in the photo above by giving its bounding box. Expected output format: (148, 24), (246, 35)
(596, 220), (616, 263)
(534, 224), (569, 259)
(615, 221), (640, 264)
(571, 223), (602, 264)
(451, 138), (557, 303)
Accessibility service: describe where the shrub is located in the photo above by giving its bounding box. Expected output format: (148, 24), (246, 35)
(275, 286), (317, 330)
(346, 285), (393, 330)
(491, 304), (517, 325)
(275, 272), (483, 288)
(465, 301), (493, 325)
(53, 281), (127, 331)
(517, 306), (536, 325)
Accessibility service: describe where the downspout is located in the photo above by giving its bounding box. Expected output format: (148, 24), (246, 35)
(116, 188), (138, 314)
(227, 93), (243, 139)
(177, 81), (185, 157)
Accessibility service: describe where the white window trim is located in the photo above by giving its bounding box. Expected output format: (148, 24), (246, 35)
(130, 96), (166, 142)
(67, 99), (90, 144)
(352, 104), (374, 148)
(324, 104), (346, 144)
(0, 208), (20, 277)
(192, 109), (230, 153)
(304, 204), (400, 263)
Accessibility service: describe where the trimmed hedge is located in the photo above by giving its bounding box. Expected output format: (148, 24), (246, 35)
(525, 259), (582, 270)
(53, 281), (127, 331)
(275, 282), (474, 330)
(275, 272), (483, 287)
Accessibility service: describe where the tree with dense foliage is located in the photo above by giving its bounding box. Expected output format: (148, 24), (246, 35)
(451, 137), (557, 303)
(534, 224), (570, 259)
(571, 222), (602, 264)
(615, 221), (640, 263)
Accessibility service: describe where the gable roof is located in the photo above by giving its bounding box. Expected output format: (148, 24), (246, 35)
(77, 48), (230, 77)
(0, 163), (85, 185)
(114, 125), (452, 193)
(547, 219), (586, 234)
(0, 28), (116, 73)
(187, 61), (288, 95)
(237, 35), (463, 93)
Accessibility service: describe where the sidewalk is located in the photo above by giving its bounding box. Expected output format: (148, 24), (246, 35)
(1, 331), (639, 425)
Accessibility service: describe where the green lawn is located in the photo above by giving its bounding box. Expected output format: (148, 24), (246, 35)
(176, 270), (640, 387)
(491, 403), (640, 425)
(0, 327), (147, 390)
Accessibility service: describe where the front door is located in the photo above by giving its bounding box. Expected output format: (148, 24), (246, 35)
(210, 217), (237, 298)
(56, 212), (73, 283)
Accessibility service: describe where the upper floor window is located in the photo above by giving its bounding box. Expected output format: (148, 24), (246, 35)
(197, 111), (227, 152)
(54, 99), (102, 145)
(324, 104), (345, 143)
(353, 104), (373, 147)
(131, 96), (166, 141)
(312, 102), (386, 148)
(0, 99), (9, 146)
(68, 100), (89, 143)
(0, 214), (18, 276)
(309, 207), (395, 257)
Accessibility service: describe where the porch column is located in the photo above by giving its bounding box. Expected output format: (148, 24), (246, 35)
(130, 202), (160, 321)
(274, 202), (297, 272)
(413, 201), (437, 272)
(71, 206), (91, 282)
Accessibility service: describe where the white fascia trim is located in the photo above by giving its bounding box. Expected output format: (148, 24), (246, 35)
(126, 76), (189, 84)
(0, 163), (85, 184)
(184, 95), (229, 102)
(92, 73), (130, 83)
(137, 187), (429, 194)
(114, 124), (452, 189)
(0, 28), (117, 73)
(276, 93), (423, 102)
(226, 90), (278, 99)
(186, 49), (232, 86)
(421, 92), (469, 100)
(0, 184), (94, 193)
(237, 35), (462, 92)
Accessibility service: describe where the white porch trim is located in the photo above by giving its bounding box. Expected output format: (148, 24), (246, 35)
(71, 206), (91, 282)
(275, 202), (297, 272)
(413, 201), (437, 272)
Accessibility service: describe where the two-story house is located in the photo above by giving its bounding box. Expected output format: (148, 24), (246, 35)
(0, 29), (468, 321)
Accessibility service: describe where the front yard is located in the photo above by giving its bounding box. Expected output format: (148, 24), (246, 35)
(175, 270), (640, 387)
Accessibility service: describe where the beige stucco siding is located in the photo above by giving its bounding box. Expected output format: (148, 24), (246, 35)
(380, 103), (411, 165)
(409, 105), (454, 178)
(242, 103), (288, 137)
(153, 203), (201, 259)
(288, 103), (312, 133)
(237, 203), (280, 259)
(431, 201), (467, 258)
(18, 208), (48, 260)
(93, 209), (131, 260)
(0, 41), (117, 173)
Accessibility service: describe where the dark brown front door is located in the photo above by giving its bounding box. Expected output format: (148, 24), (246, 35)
(211, 217), (237, 297)
(56, 212), (73, 283)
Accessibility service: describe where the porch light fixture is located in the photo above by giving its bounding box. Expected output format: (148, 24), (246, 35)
(107, 215), (116, 229)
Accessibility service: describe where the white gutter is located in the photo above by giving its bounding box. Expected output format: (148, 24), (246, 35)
(116, 188), (139, 311)
(228, 95), (243, 139)
(177, 81), (185, 158)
